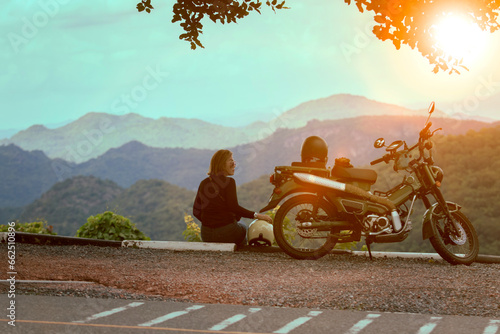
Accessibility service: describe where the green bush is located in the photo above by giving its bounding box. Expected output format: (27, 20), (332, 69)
(76, 211), (150, 241)
(0, 220), (57, 235)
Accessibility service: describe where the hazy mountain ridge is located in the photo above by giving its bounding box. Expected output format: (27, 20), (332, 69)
(47, 115), (500, 191)
(2, 94), (481, 163)
(0, 115), (496, 209)
(0, 112), (265, 163)
(273, 94), (438, 129)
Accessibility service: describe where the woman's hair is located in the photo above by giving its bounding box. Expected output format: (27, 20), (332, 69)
(208, 149), (232, 176)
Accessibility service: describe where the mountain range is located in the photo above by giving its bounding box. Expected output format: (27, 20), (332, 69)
(1, 115), (497, 209)
(3, 94), (490, 164)
(1, 93), (498, 209)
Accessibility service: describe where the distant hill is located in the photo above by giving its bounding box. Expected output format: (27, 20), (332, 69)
(0, 112), (264, 163)
(2, 94), (474, 164)
(61, 115), (500, 191)
(270, 94), (440, 129)
(19, 176), (124, 236)
(0, 144), (70, 207)
(109, 179), (196, 241)
(236, 174), (275, 213)
(75, 142), (214, 189)
(17, 176), (196, 239)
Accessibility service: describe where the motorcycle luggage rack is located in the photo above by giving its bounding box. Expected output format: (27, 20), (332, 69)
(373, 190), (389, 197)
(275, 165), (331, 178)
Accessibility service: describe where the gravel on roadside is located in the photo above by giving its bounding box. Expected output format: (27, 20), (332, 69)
(1, 243), (499, 317)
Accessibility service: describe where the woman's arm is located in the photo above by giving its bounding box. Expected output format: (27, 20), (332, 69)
(192, 184), (204, 222)
(224, 178), (272, 223)
(224, 178), (255, 219)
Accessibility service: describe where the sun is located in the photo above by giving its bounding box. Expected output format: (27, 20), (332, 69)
(432, 14), (488, 64)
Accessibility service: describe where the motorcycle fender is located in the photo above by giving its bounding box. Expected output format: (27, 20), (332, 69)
(421, 201), (462, 240)
(259, 180), (315, 213)
(422, 212), (434, 240)
(260, 196), (282, 213)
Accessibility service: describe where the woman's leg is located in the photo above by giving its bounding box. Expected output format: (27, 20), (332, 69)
(201, 222), (247, 246)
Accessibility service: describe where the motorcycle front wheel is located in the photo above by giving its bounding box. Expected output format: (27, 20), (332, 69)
(429, 207), (479, 265)
(273, 194), (338, 260)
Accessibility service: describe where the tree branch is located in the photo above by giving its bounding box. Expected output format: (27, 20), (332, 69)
(136, 0), (288, 50)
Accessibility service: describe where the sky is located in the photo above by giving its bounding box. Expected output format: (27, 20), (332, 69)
(2, 0), (500, 132)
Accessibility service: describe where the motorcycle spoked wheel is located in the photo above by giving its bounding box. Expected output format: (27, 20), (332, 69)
(273, 194), (338, 260)
(429, 207), (479, 265)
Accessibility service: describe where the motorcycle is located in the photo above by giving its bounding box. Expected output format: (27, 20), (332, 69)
(260, 102), (479, 265)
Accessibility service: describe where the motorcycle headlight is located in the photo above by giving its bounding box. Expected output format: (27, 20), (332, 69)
(431, 166), (444, 183)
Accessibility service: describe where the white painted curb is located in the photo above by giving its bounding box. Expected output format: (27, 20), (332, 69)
(122, 240), (236, 252)
(351, 251), (443, 260)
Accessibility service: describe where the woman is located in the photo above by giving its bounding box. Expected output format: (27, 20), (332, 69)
(193, 149), (272, 246)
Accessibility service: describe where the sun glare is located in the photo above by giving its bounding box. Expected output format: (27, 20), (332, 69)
(432, 15), (488, 64)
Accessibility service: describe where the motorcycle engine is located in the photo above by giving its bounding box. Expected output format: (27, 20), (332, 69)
(362, 214), (391, 234)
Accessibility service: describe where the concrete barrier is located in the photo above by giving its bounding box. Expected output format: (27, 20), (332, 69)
(0, 232), (122, 247)
(351, 250), (443, 260)
(122, 240), (236, 252)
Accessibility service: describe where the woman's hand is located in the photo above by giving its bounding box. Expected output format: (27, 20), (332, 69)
(255, 213), (273, 224)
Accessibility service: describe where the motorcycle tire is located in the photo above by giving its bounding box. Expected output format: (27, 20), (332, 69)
(273, 194), (338, 260)
(429, 208), (479, 265)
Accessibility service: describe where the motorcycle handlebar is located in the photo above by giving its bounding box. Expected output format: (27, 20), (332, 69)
(370, 155), (389, 165)
(371, 120), (439, 167)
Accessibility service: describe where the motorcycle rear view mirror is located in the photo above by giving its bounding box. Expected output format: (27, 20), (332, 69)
(374, 138), (385, 149)
(424, 102), (435, 125)
(428, 101), (435, 114)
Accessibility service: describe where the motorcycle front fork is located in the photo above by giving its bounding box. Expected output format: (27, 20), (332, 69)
(426, 186), (462, 237)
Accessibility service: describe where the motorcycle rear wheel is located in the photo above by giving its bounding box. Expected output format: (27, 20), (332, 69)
(429, 208), (479, 265)
(273, 194), (338, 260)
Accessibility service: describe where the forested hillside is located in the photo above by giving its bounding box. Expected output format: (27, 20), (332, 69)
(0, 144), (67, 207)
(109, 179), (196, 241)
(8, 174), (273, 241)
(19, 176), (124, 236)
(17, 177), (196, 240)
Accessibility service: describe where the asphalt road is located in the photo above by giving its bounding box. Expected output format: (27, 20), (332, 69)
(1, 294), (499, 334)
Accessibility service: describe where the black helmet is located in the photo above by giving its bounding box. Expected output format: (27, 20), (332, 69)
(301, 136), (328, 163)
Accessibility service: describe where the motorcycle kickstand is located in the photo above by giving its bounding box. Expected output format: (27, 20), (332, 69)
(366, 239), (373, 261)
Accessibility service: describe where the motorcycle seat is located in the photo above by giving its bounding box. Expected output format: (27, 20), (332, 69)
(291, 161), (327, 169)
(331, 165), (377, 184)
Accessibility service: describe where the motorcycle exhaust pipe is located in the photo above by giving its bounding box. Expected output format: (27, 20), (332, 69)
(293, 173), (402, 232)
(299, 220), (353, 230)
